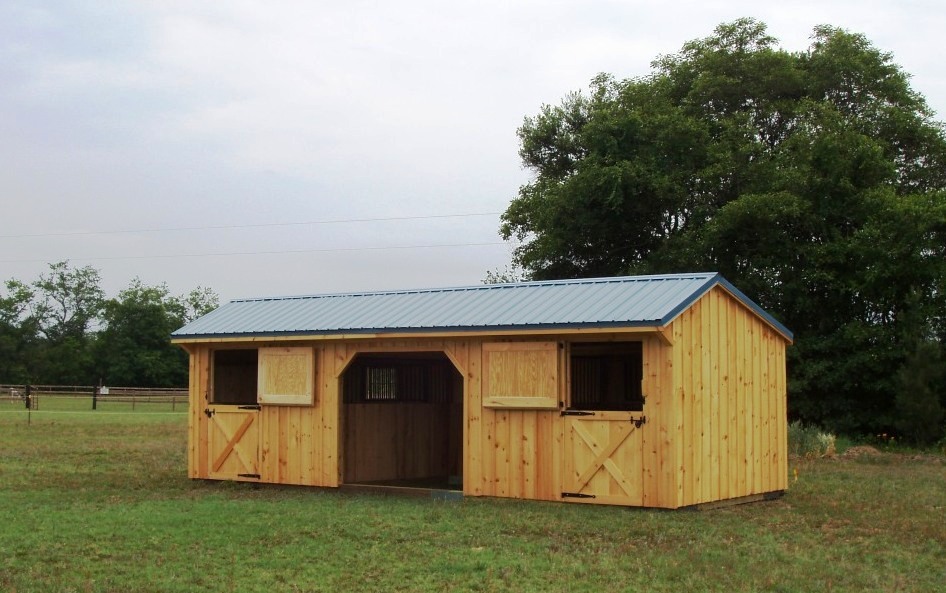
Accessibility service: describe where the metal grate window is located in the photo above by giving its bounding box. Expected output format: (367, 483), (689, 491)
(366, 367), (398, 401)
(569, 342), (644, 411)
(344, 356), (456, 404)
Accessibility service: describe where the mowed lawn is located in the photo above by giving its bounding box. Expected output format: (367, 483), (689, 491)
(0, 409), (944, 593)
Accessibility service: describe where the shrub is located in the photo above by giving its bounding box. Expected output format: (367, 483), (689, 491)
(788, 421), (837, 458)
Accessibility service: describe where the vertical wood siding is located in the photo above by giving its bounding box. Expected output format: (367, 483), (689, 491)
(641, 335), (676, 508)
(670, 287), (788, 507)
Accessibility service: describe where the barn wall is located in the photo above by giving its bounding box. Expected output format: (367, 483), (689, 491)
(186, 346), (207, 479)
(332, 338), (568, 502)
(326, 339), (477, 489)
(464, 340), (563, 501)
(639, 335), (677, 508)
(185, 303), (788, 509)
(188, 343), (339, 487)
(342, 403), (453, 483)
(670, 286), (789, 507)
(186, 333), (679, 505)
(466, 334), (678, 507)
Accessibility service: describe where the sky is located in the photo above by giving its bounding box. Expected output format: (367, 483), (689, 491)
(2, 0), (944, 304)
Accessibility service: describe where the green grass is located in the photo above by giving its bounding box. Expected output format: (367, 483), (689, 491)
(1, 412), (944, 592)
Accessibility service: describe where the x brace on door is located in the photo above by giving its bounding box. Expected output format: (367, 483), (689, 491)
(211, 413), (256, 473)
(567, 421), (639, 499)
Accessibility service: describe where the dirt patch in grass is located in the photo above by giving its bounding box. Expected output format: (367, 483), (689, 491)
(839, 445), (883, 459)
(837, 445), (944, 464)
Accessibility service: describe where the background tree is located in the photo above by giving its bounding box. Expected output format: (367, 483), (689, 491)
(94, 280), (219, 387)
(27, 261), (104, 384)
(0, 280), (37, 383)
(0, 263), (220, 387)
(179, 286), (220, 324)
(501, 19), (946, 438)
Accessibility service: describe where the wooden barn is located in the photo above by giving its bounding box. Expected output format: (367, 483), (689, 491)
(171, 272), (792, 508)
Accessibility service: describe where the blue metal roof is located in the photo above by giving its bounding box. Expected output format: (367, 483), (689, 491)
(171, 272), (793, 341)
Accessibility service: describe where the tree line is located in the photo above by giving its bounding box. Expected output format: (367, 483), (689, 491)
(0, 261), (217, 388)
(500, 19), (946, 444)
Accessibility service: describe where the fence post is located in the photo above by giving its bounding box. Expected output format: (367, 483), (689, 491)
(92, 384), (98, 410)
(24, 385), (31, 410)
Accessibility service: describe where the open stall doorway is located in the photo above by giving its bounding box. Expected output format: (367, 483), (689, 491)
(341, 352), (463, 491)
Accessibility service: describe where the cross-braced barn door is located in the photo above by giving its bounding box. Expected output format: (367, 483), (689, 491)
(562, 412), (645, 505)
(206, 406), (261, 480)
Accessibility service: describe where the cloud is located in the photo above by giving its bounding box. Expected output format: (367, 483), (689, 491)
(1, 0), (944, 301)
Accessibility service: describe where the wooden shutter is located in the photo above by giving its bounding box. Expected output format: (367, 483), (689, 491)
(482, 341), (560, 409)
(257, 347), (315, 406)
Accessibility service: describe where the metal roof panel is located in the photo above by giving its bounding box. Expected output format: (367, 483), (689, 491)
(171, 272), (793, 341)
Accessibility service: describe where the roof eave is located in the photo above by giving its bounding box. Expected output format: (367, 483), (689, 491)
(169, 321), (668, 344)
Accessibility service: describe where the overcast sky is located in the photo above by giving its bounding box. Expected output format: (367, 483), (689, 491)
(2, 0), (944, 304)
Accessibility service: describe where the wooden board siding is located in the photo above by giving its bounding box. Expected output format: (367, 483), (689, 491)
(257, 347), (315, 406)
(188, 343), (337, 487)
(464, 340), (563, 501)
(670, 287), (788, 507)
(482, 342), (559, 409)
(640, 335), (676, 508)
(343, 403), (455, 483)
(563, 411), (645, 505)
(207, 407), (260, 480)
(187, 346), (207, 478)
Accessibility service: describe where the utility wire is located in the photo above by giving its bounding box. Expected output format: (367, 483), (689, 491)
(0, 212), (503, 239)
(0, 241), (509, 264)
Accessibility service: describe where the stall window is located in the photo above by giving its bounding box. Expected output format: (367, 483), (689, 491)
(366, 367), (398, 401)
(570, 342), (643, 411)
(212, 349), (258, 405)
(344, 354), (453, 404)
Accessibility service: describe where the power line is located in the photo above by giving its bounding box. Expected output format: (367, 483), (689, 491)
(0, 241), (510, 264)
(0, 212), (503, 239)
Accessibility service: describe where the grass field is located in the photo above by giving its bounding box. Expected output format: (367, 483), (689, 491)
(0, 410), (944, 593)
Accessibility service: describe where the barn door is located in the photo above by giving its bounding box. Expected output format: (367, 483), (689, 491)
(562, 411), (645, 505)
(206, 405), (261, 480)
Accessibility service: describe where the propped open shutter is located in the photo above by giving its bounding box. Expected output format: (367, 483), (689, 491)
(482, 341), (560, 409)
(257, 347), (315, 405)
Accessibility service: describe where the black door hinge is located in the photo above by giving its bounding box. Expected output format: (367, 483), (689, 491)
(561, 410), (595, 417)
(562, 492), (596, 499)
(237, 473), (261, 479)
(203, 408), (214, 418)
(631, 416), (647, 428)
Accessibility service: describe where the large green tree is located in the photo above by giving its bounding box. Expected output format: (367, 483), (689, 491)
(0, 263), (220, 387)
(94, 280), (219, 387)
(501, 19), (946, 438)
(16, 261), (106, 384)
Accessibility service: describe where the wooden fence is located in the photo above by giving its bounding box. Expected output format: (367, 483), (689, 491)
(1, 384), (188, 412)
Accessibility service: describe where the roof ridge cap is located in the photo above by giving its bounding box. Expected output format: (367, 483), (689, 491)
(229, 272), (720, 303)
